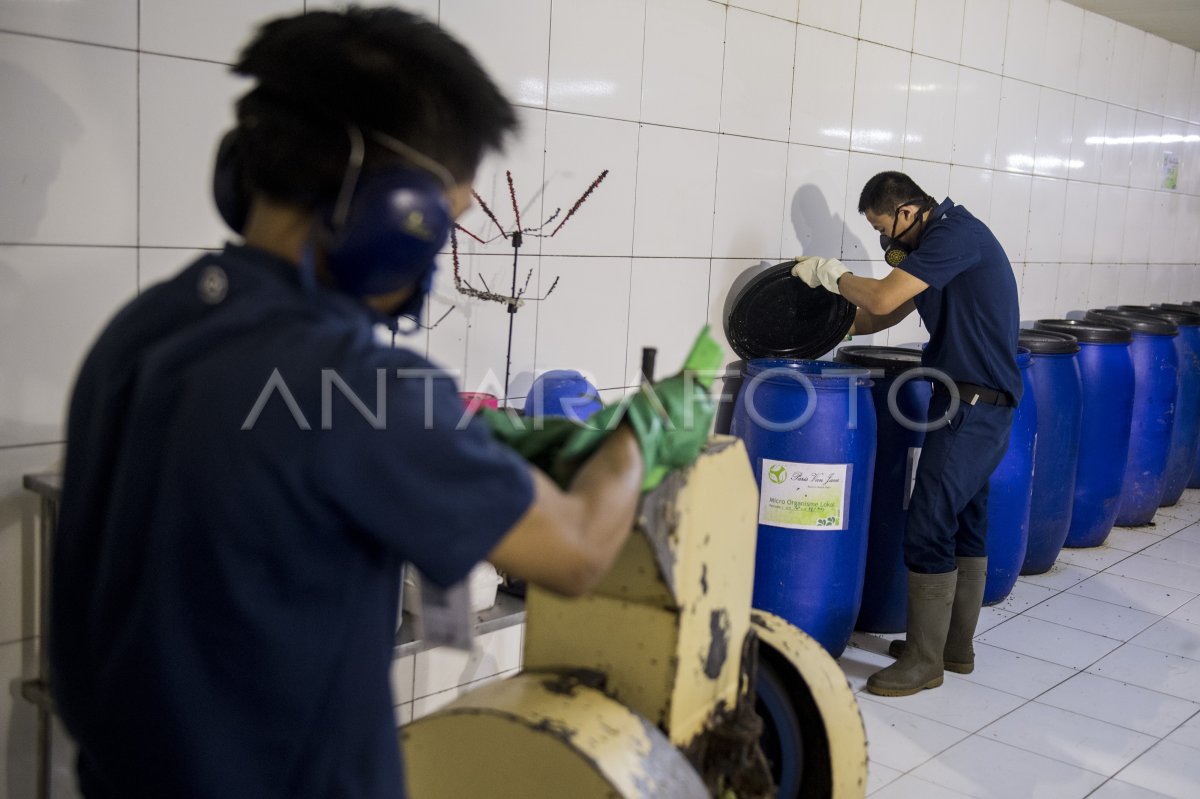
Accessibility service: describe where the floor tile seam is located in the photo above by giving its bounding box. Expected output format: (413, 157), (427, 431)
(1017, 608), (1161, 643)
(971, 703), (1159, 780)
(1066, 572), (1200, 610)
(968, 629), (1132, 689)
(1055, 547), (1140, 573)
(1122, 541), (1200, 573)
(915, 729), (1116, 792)
(1023, 695), (1171, 742)
(1155, 508), (1200, 525)
(1034, 669), (1200, 729)
(998, 599), (1135, 647)
(1099, 565), (1200, 596)
(1121, 627), (1200, 665)
(1152, 706), (1200, 753)
(1106, 737), (1198, 794)
(859, 710), (968, 780)
(1082, 643), (1200, 704)
(1004, 580), (1080, 617)
(851, 686), (981, 734)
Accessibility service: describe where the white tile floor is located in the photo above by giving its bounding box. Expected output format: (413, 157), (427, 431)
(844, 488), (1200, 799)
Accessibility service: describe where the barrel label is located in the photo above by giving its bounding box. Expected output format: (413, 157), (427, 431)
(904, 447), (922, 510)
(758, 459), (851, 530)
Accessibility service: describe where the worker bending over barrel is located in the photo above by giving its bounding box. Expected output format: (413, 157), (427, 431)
(793, 171), (1020, 697)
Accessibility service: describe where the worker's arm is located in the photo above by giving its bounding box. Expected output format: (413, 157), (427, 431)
(849, 299), (917, 335)
(487, 426), (643, 598)
(793, 256), (928, 317)
(837, 268), (928, 317)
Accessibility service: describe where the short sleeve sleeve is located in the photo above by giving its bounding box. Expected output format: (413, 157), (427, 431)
(894, 224), (981, 290)
(316, 356), (535, 587)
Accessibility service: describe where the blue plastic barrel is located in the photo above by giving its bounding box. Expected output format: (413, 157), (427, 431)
(1017, 330), (1083, 575)
(731, 359), (877, 657)
(1035, 319), (1135, 548)
(834, 346), (928, 633)
(1157, 303), (1200, 491)
(1126, 306), (1200, 507)
(984, 349), (1036, 606)
(523, 370), (602, 422)
(1086, 310), (1179, 526)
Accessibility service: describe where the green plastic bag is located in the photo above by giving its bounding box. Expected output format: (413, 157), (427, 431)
(482, 327), (724, 491)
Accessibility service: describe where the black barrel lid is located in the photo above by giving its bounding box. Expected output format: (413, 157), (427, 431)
(723, 261), (856, 361)
(834, 345), (923, 376)
(1019, 328), (1080, 354)
(1034, 318), (1131, 344)
(1154, 303), (1200, 317)
(1085, 308), (1178, 336)
(1127, 305), (1200, 327)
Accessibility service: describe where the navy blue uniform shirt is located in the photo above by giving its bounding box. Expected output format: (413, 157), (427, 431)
(50, 244), (535, 798)
(896, 198), (1022, 403)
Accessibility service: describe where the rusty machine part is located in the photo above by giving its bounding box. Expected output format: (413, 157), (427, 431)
(402, 438), (867, 797)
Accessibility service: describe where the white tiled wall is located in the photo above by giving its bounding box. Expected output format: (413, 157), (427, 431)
(2, 0), (1200, 795)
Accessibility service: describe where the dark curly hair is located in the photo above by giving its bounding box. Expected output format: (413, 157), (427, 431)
(230, 7), (518, 207)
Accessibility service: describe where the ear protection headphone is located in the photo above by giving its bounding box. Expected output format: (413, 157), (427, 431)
(211, 119), (453, 300)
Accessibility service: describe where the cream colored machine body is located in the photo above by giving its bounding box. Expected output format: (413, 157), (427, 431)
(402, 438), (867, 798)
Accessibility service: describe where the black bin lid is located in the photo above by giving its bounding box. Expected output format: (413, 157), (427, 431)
(1153, 303), (1200, 317)
(1121, 305), (1200, 328)
(834, 345), (923, 376)
(1019, 328), (1080, 354)
(724, 261), (856, 360)
(1034, 318), (1131, 344)
(1085, 308), (1178, 336)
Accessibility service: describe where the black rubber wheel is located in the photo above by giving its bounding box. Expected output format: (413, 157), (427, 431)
(756, 648), (833, 798)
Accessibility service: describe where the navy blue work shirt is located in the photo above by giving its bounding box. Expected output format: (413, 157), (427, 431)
(50, 243), (535, 798)
(896, 198), (1022, 403)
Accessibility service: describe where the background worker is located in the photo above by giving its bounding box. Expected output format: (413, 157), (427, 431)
(792, 170), (1020, 697)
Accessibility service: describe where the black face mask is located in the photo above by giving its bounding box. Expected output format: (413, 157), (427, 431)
(879, 197), (934, 266)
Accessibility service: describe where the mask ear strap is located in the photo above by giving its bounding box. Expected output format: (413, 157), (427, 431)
(330, 124), (366, 231)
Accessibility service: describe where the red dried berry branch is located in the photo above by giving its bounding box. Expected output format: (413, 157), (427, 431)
(472, 189), (508, 239)
(550, 169), (609, 237)
(506, 171), (522, 231)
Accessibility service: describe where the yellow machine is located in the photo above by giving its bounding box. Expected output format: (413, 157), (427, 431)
(402, 438), (867, 797)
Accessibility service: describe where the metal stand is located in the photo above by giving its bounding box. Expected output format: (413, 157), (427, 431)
(22, 473), (62, 799)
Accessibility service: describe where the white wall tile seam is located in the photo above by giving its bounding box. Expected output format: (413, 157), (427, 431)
(0, 442), (66, 453)
(710, 5), (732, 259)
(0, 635), (37, 650)
(724, 2), (798, 25)
(0, 27), (145, 56)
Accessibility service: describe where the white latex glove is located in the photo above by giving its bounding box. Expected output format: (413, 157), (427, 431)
(791, 256), (850, 295)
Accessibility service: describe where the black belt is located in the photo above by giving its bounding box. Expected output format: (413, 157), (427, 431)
(932, 381), (1013, 407)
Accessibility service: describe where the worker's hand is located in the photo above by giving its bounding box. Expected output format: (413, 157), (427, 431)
(556, 328), (723, 491)
(792, 256), (850, 295)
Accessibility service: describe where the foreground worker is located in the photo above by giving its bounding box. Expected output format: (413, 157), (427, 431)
(50, 9), (711, 797)
(792, 171), (1020, 696)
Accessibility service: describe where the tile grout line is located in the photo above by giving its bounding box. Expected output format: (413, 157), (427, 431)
(865, 516), (1200, 789)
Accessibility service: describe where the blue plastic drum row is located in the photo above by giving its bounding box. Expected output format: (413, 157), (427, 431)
(727, 302), (1200, 649)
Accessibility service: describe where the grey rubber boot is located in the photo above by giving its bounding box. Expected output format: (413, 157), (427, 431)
(888, 557), (987, 674)
(867, 569), (956, 697)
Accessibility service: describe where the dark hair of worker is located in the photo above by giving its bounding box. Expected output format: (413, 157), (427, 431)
(857, 170), (931, 216)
